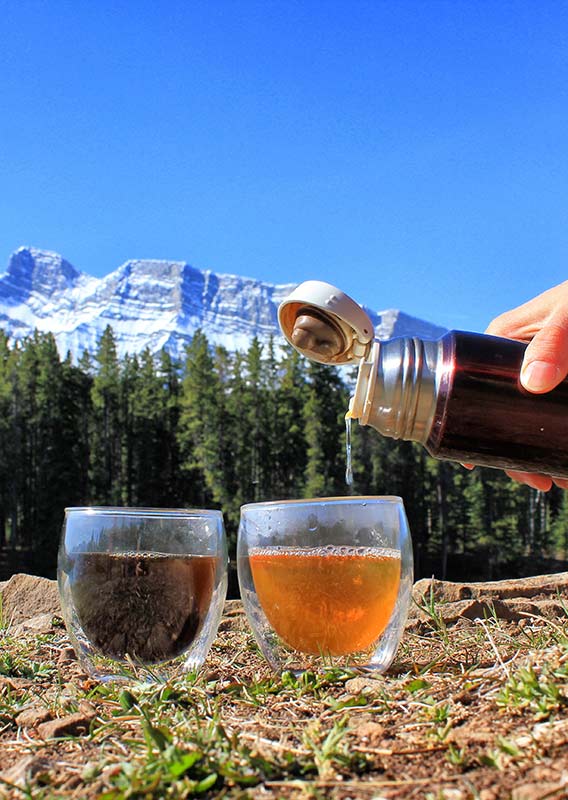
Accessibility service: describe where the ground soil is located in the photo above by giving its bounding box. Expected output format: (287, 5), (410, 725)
(0, 583), (568, 799)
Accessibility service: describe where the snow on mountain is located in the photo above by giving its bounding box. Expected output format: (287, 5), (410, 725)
(0, 247), (447, 360)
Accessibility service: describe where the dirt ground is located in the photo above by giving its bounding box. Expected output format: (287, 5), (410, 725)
(0, 584), (568, 799)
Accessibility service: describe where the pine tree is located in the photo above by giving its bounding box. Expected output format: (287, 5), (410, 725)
(129, 348), (171, 507)
(303, 362), (350, 498)
(243, 337), (269, 502)
(225, 351), (250, 527)
(210, 345), (238, 520)
(91, 326), (122, 504)
(178, 330), (223, 508)
(465, 468), (526, 578)
(60, 352), (92, 507)
(271, 346), (308, 500)
(158, 348), (182, 506)
(31, 332), (77, 571)
(0, 332), (13, 547)
(120, 353), (140, 506)
(4, 341), (24, 548)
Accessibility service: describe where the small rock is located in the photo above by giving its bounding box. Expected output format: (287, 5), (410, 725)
(37, 710), (95, 739)
(13, 612), (57, 635)
(536, 599), (568, 618)
(15, 707), (53, 727)
(0, 755), (52, 788)
(344, 676), (384, 694)
(351, 720), (385, 745)
(57, 646), (77, 666)
(511, 782), (566, 800)
(448, 724), (493, 746)
(0, 675), (33, 690)
(478, 791), (499, 800)
(223, 599), (245, 617)
(78, 699), (97, 716)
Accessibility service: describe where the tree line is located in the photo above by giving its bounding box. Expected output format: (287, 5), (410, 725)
(0, 325), (566, 580)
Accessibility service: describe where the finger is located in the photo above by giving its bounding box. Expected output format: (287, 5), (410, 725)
(505, 470), (553, 491)
(552, 477), (568, 490)
(520, 317), (568, 393)
(485, 280), (568, 342)
(485, 311), (535, 341)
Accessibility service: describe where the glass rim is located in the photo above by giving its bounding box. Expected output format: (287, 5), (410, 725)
(240, 495), (403, 511)
(64, 506), (224, 519)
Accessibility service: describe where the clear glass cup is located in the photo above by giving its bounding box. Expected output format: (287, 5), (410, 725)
(58, 507), (228, 682)
(237, 496), (413, 674)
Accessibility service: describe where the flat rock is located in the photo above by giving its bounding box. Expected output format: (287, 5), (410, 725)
(1, 574), (60, 624)
(15, 707), (53, 727)
(412, 572), (568, 604)
(13, 612), (59, 635)
(37, 710), (95, 739)
(409, 572), (568, 627)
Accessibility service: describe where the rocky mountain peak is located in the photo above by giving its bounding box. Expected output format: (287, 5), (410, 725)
(0, 247), (447, 360)
(6, 247), (82, 299)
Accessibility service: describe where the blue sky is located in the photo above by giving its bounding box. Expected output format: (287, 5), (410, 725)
(1, 0), (567, 332)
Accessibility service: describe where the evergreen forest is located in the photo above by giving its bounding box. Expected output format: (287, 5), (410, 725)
(1, 325), (567, 587)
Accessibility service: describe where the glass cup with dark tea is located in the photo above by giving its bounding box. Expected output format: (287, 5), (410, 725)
(58, 507), (227, 682)
(237, 497), (413, 674)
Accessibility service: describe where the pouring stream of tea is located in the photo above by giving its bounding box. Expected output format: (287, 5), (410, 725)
(345, 411), (353, 487)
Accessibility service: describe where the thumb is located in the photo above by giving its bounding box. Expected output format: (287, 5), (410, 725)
(520, 317), (568, 393)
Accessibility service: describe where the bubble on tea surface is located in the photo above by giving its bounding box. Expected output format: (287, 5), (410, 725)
(249, 544), (400, 560)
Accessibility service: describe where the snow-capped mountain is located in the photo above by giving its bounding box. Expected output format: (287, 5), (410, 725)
(0, 247), (447, 360)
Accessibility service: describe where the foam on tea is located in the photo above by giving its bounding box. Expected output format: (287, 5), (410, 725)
(68, 551), (218, 663)
(249, 544), (400, 656)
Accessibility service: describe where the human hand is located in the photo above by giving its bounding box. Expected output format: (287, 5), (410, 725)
(484, 279), (568, 490)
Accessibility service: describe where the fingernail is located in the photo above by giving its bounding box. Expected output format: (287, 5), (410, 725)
(521, 361), (562, 392)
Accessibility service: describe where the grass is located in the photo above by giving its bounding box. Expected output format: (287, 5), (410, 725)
(1, 598), (568, 798)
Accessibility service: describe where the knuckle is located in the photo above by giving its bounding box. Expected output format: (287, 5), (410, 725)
(525, 320), (568, 363)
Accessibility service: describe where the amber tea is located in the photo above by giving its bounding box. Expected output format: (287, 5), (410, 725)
(249, 545), (401, 656)
(68, 551), (218, 663)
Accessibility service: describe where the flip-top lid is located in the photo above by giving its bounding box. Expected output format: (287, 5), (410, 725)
(278, 280), (375, 365)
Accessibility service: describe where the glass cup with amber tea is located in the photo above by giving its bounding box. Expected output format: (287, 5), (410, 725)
(237, 497), (413, 674)
(58, 507), (228, 682)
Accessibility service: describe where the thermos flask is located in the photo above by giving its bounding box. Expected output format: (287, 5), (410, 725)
(278, 280), (568, 478)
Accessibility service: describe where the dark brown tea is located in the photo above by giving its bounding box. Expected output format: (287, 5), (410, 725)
(68, 551), (218, 663)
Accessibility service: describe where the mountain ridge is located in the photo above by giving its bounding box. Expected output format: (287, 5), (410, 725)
(0, 247), (447, 360)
